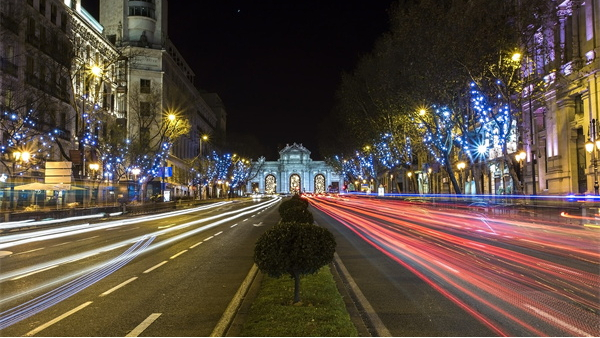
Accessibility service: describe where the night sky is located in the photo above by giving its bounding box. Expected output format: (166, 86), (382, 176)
(81, 0), (395, 159)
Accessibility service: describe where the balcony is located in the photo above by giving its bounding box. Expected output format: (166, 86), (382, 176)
(0, 58), (18, 77)
(0, 13), (19, 35)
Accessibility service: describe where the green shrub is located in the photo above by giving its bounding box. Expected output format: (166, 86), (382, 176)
(278, 194), (309, 216)
(280, 205), (314, 224)
(254, 222), (336, 303)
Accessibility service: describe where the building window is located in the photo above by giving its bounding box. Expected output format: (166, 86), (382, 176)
(140, 101), (152, 117)
(128, 6), (155, 19)
(140, 79), (151, 93)
(39, 0), (46, 15)
(27, 0), (33, 6)
(60, 12), (67, 32)
(140, 127), (150, 146)
(51, 4), (57, 24)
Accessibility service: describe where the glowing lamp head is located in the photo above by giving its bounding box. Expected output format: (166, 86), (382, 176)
(91, 65), (102, 77)
(511, 52), (522, 62)
(457, 162), (466, 171)
(586, 140), (595, 153)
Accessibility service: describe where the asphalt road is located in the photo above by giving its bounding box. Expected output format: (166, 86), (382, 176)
(309, 195), (600, 337)
(0, 197), (281, 336)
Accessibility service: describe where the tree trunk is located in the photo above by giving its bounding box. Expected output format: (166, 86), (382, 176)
(293, 271), (301, 304)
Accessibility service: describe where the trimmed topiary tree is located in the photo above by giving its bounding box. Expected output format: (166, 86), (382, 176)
(280, 205), (314, 224)
(278, 194), (309, 216)
(254, 221), (336, 303)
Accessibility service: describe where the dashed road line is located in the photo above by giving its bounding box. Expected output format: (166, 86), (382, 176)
(213, 231), (223, 236)
(230, 223), (238, 228)
(125, 313), (162, 337)
(144, 261), (168, 273)
(170, 250), (187, 259)
(11, 265), (59, 281)
(190, 242), (203, 249)
(100, 277), (138, 297)
(204, 236), (214, 241)
(23, 301), (93, 337)
(12, 247), (45, 256)
(76, 235), (100, 242)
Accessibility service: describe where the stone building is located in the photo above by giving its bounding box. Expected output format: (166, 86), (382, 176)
(248, 143), (341, 194)
(0, 0), (225, 208)
(526, 0), (600, 195)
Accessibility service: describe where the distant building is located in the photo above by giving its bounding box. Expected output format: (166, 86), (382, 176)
(248, 143), (341, 194)
(98, 0), (226, 198)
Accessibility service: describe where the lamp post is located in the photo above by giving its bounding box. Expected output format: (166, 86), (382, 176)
(89, 163), (99, 205)
(11, 150), (31, 209)
(457, 161), (466, 194)
(131, 167), (140, 202)
(199, 134), (208, 156)
(515, 151), (526, 194)
(586, 118), (600, 195)
(407, 171), (413, 193)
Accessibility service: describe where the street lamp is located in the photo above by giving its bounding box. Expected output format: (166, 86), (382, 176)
(200, 134), (208, 156)
(11, 150), (31, 209)
(586, 119), (600, 195)
(457, 161), (466, 194)
(407, 171), (413, 193)
(515, 151), (527, 193)
(131, 167), (141, 202)
(88, 163), (100, 205)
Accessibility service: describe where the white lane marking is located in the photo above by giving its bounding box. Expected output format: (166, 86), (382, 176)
(230, 223), (238, 228)
(76, 235), (100, 242)
(125, 313), (162, 337)
(100, 277), (138, 297)
(12, 247), (45, 256)
(52, 241), (71, 247)
(24, 301), (93, 337)
(11, 265), (59, 280)
(189, 242), (203, 249)
(253, 222), (264, 227)
(144, 261), (168, 274)
(170, 250), (187, 259)
(213, 231), (223, 236)
(524, 304), (592, 336)
(242, 218), (248, 222)
(204, 236), (214, 241)
(158, 223), (176, 229)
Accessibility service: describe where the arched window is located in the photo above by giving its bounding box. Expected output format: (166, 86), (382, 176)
(265, 175), (276, 194)
(314, 174), (325, 194)
(290, 174), (301, 194)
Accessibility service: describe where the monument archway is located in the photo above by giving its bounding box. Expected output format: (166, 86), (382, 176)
(265, 174), (276, 194)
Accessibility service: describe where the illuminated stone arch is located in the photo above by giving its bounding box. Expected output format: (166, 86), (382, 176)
(314, 174), (326, 194)
(290, 174), (301, 194)
(265, 174), (276, 194)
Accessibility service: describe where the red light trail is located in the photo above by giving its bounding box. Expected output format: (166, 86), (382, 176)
(307, 195), (600, 336)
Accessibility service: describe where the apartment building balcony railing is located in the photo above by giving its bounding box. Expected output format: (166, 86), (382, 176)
(0, 13), (20, 35)
(26, 34), (40, 48)
(0, 58), (18, 77)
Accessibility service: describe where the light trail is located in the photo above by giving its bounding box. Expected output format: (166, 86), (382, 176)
(0, 237), (154, 329)
(0, 197), (281, 329)
(307, 195), (600, 336)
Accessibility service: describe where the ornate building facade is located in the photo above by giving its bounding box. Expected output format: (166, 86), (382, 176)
(248, 143), (341, 194)
(0, 0), (225, 208)
(527, 0), (599, 195)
